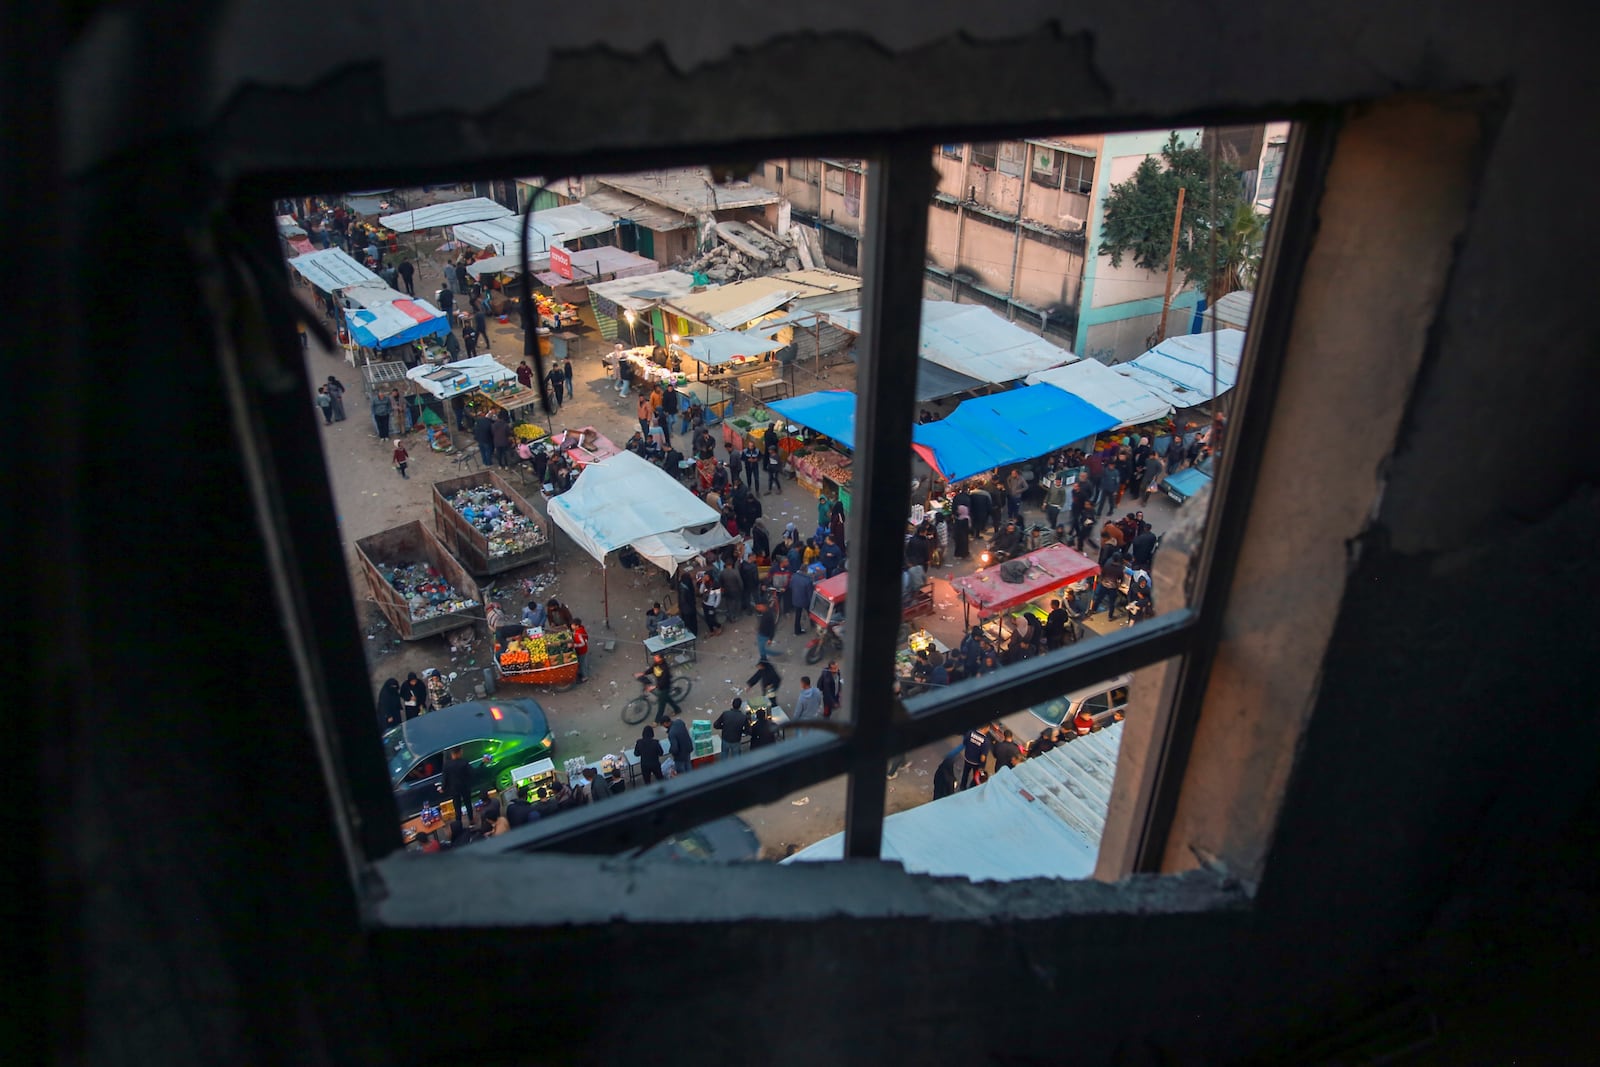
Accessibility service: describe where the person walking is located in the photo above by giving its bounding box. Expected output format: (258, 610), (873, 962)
(747, 658), (782, 705)
(324, 375), (347, 422)
(617, 355), (632, 398)
(634, 726), (665, 784)
(754, 601), (783, 661)
(818, 659), (842, 719)
(715, 699), (748, 760)
(399, 672), (428, 719)
(789, 566), (813, 636)
(516, 360), (533, 390)
(436, 284), (454, 318)
(666, 708), (693, 775)
(461, 324), (479, 359)
(315, 386), (334, 424)
(792, 677), (823, 721)
(563, 358), (574, 400)
(636, 393), (653, 436)
(392, 439), (410, 478)
(491, 413), (513, 469)
(1097, 462), (1121, 517)
(472, 413), (495, 466)
(571, 618), (591, 683)
(396, 258), (415, 296)
(370, 390), (392, 439)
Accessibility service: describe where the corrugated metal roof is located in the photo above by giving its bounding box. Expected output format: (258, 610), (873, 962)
(580, 188), (694, 232)
(287, 248), (382, 292)
(828, 299), (1077, 384)
(586, 270), (698, 312)
(1204, 289), (1254, 331)
(378, 197), (513, 233)
(771, 269), (863, 294)
(1118, 329), (1245, 408)
(1025, 358), (1173, 428)
(663, 276), (832, 331)
(597, 169), (780, 215)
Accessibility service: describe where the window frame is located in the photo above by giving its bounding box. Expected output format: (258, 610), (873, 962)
(234, 115), (1335, 878)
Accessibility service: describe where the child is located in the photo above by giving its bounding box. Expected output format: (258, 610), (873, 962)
(392, 439), (409, 479)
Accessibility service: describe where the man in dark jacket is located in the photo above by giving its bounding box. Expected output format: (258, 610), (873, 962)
(817, 659), (842, 718)
(439, 747), (477, 823)
(967, 484), (991, 536)
(754, 600), (782, 660)
(748, 707), (778, 749)
(990, 728), (1022, 774)
(1130, 525), (1158, 571)
(504, 785), (540, 828)
(396, 258), (416, 296)
(491, 413), (514, 468)
(1097, 464), (1122, 516)
(1044, 599), (1072, 649)
(472, 413), (495, 466)
(789, 568), (813, 635)
(739, 557), (760, 615)
(1088, 552), (1126, 620)
(666, 708), (693, 774)
(960, 724), (992, 790)
(933, 742), (965, 799)
(714, 699), (748, 759)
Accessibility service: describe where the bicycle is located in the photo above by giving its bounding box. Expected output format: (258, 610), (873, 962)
(621, 672), (694, 725)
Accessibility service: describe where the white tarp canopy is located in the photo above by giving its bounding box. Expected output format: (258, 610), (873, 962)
(1025, 358), (1174, 428)
(547, 450), (721, 569)
(405, 355), (517, 399)
(587, 270), (698, 313)
(1117, 328), (1245, 408)
(453, 204), (619, 258)
(630, 524), (739, 573)
(683, 330), (787, 366)
(288, 248), (381, 293)
(379, 197), (513, 233)
(465, 252), (548, 278)
(339, 284), (450, 349)
(829, 300), (1077, 384)
(785, 723), (1122, 882)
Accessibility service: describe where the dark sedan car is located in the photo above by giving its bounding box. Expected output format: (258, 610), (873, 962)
(638, 816), (762, 862)
(383, 699), (554, 820)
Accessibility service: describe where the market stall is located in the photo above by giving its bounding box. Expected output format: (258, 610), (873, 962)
(1023, 358), (1175, 429)
(406, 356), (528, 433)
(545, 450), (722, 626)
(495, 625), (579, 687)
(911, 383), (1119, 483)
(431, 471), (553, 574)
(897, 629), (951, 689)
(462, 378), (550, 437)
(339, 283), (452, 352)
(949, 543), (1100, 631)
(355, 521), (483, 641)
(547, 426), (621, 468)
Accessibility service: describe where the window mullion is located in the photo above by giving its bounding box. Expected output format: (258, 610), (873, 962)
(839, 144), (936, 860)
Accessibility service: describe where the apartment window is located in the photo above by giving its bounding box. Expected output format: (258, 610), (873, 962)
(998, 142), (1027, 178)
(825, 165), (845, 193)
(775, 164), (784, 185)
(971, 142), (999, 170)
(1031, 147), (1063, 189)
(1063, 153), (1094, 195)
(259, 123), (1326, 886)
(940, 145), (963, 161)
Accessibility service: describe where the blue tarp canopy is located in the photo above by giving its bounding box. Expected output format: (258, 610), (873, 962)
(767, 390), (858, 450)
(912, 383), (1118, 481)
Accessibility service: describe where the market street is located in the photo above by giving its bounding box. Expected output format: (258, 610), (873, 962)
(303, 235), (1196, 858)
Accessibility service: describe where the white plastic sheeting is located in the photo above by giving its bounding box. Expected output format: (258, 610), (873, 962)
(405, 355), (517, 399)
(630, 523), (739, 573)
(453, 205), (619, 258)
(1117, 329), (1245, 408)
(288, 248), (381, 292)
(547, 450), (721, 569)
(785, 722), (1122, 882)
(1025, 358), (1174, 428)
(683, 330), (787, 365)
(379, 197), (513, 233)
(829, 300), (1077, 384)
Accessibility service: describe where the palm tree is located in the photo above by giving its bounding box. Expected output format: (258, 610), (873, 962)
(1207, 199), (1266, 302)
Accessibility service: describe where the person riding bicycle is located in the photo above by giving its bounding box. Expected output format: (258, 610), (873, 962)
(636, 653), (683, 725)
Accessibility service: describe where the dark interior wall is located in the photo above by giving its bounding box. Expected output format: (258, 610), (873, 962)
(30, 3), (1600, 1065)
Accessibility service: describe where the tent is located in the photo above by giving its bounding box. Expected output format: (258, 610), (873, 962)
(1024, 359), (1174, 428)
(406, 355), (517, 399)
(767, 390), (858, 450)
(829, 300), (1077, 384)
(683, 330), (787, 366)
(949, 544), (1100, 616)
(288, 248), (381, 293)
(453, 204), (619, 258)
(378, 197), (513, 233)
(785, 722), (1122, 881)
(911, 384), (1118, 482)
(630, 524), (740, 574)
(547, 450), (724, 624)
(1117, 329), (1245, 408)
(339, 284), (451, 349)
(534, 246), (659, 287)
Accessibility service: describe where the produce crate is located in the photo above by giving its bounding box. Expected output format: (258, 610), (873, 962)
(431, 471), (553, 575)
(355, 520), (483, 641)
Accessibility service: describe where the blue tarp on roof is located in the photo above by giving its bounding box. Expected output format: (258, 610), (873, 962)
(767, 390), (857, 450)
(912, 383), (1118, 481)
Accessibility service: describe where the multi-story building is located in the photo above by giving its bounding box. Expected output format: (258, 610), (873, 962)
(755, 128), (1221, 365)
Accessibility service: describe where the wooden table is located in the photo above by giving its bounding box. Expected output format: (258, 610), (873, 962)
(751, 378), (790, 402)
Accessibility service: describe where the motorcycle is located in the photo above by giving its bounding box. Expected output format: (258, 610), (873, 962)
(804, 623), (844, 665)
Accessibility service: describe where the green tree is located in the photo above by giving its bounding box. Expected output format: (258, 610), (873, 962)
(1097, 132), (1257, 303)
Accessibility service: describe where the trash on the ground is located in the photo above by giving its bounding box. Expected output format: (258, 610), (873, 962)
(791, 797), (810, 806)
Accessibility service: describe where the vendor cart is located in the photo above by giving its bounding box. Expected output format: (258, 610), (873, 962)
(355, 521), (483, 641)
(805, 572), (935, 662)
(431, 471), (554, 574)
(950, 543), (1100, 632)
(495, 626), (580, 689)
(361, 360), (411, 402)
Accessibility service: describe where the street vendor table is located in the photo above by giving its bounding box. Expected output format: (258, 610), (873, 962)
(644, 629), (697, 665)
(896, 630), (950, 682)
(751, 378), (790, 402)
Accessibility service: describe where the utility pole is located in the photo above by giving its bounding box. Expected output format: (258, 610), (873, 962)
(1155, 185), (1186, 345)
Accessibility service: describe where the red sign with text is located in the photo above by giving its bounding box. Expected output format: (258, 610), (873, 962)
(550, 244), (572, 280)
